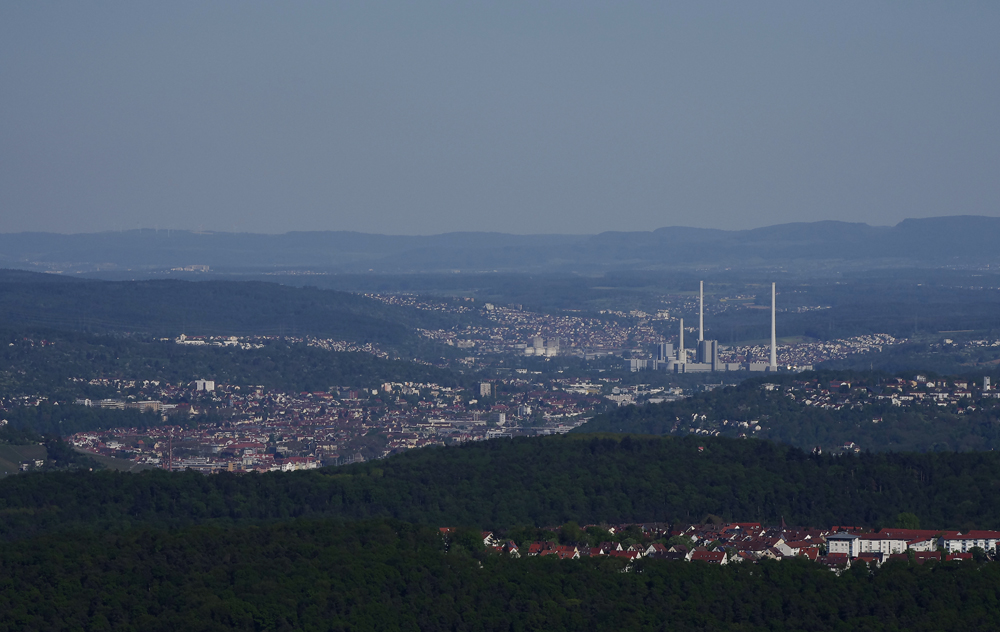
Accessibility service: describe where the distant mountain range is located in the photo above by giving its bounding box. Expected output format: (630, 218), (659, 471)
(1, 215), (997, 275)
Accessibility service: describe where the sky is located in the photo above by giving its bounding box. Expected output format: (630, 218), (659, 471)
(2, 2), (999, 236)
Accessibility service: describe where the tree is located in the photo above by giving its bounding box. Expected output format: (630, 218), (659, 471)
(559, 521), (584, 544)
(896, 512), (921, 530)
(970, 546), (988, 563)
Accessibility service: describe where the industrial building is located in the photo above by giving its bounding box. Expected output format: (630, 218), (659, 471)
(627, 281), (780, 373)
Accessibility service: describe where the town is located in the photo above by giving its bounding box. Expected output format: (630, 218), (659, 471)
(5, 322), (994, 473)
(61, 374), (611, 471)
(51, 369), (1000, 473)
(321, 292), (901, 371)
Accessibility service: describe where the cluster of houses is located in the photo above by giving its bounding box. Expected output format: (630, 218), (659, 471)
(783, 375), (993, 413)
(451, 523), (1000, 572)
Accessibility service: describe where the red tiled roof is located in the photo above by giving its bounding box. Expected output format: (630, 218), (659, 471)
(691, 551), (725, 563)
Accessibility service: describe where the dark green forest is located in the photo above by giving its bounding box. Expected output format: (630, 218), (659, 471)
(3, 435), (1000, 541)
(5, 432), (1000, 628)
(0, 330), (464, 397)
(2, 517), (998, 632)
(578, 372), (1000, 452)
(1, 404), (166, 437)
(0, 271), (478, 355)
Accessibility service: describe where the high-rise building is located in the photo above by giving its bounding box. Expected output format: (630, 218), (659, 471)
(479, 382), (492, 397)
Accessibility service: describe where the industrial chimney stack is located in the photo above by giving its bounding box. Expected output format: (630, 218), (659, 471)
(699, 281), (704, 342)
(770, 282), (777, 371)
(678, 318), (685, 364)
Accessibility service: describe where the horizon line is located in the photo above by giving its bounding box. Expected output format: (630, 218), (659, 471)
(4, 214), (997, 239)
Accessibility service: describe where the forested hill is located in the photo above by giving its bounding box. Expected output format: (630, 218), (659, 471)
(3, 518), (998, 631)
(0, 330), (463, 397)
(0, 270), (477, 353)
(3, 434), (1000, 541)
(576, 372), (1000, 453)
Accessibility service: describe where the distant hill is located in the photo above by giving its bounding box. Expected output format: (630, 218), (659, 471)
(2, 215), (999, 274)
(0, 270), (475, 355)
(574, 372), (1000, 453)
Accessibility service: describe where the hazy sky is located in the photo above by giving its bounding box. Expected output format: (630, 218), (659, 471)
(2, 2), (999, 235)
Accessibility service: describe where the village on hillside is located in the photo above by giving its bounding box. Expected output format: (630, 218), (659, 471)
(460, 522), (1000, 572)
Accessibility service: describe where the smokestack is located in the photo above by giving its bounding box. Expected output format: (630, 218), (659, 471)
(678, 318), (685, 363)
(770, 282), (777, 370)
(699, 281), (704, 342)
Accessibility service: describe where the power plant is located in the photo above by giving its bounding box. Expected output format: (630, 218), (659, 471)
(633, 281), (780, 373)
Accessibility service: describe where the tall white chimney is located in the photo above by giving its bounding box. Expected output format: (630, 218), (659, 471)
(699, 281), (704, 342)
(770, 282), (777, 370)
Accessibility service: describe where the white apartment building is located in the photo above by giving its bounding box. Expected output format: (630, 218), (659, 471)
(939, 531), (1000, 554)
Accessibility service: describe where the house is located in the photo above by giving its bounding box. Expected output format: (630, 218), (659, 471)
(527, 542), (555, 556)
(760, 547), (787, 561)
(730, 522), (762, 532)
(647, 551), (688, 562)
(855, 552), (884, 567)
(540, 548), (579, 560)
(784, 540), (820, 554)
(798, 548), (819, 561)
(580, 547), (606, 557)
(818, 553), (850, 572)
(482, 531), (499, 548)
(690, 550), (727, 565)
(278, 456), (318, 471)
(644, 543), (668, 557)
(912, 551), (942, 565)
